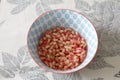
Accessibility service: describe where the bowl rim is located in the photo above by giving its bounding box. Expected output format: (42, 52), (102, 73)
(27, 9), (99, 74)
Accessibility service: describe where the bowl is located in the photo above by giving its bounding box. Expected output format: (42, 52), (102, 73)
(27, 9), (98, 73)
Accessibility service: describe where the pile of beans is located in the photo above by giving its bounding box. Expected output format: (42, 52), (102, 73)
(37, 27), (87, 70)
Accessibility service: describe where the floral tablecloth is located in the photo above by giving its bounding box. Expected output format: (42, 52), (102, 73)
(0, 0), (120, 80)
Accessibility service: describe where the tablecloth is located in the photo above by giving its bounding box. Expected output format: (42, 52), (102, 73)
(0, 0), (120, 80)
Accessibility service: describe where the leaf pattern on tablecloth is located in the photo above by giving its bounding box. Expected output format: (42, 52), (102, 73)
(19, 66), (45, 75)
(114, 71), (120, 78)
(19, 66), (32, 73)
(0, 20), (5, 27)
(0, 66), (15, 78)
(11, 2), (30, 14)
(7, 0), (64, 15)
(49, 0), (64, 4)
(53, 72), (82, 80)
(87, 55), (114, 70)
(92, 77), (104, 80)
(19, 66), (31, 74)
(7, 0), (26, 4)
(41, 0), (64, 5)
(75, 0), (120, 70)
(7, 0), (36, 4)
(29, 0), (36, 4)
(93, 1), (119, 27)
(20, 47), (49, 80)
(20, 66), (48, 80)
(0, 46), (48, 79)
(98, 28), (120, 57)
(36, 2), (51, 15)
(7, 0), (37, 15)
(2, 52), (20, 71)
(74, 0), (91, 11)
(17, 46), (31, 65)
(36, 0), (64, 15)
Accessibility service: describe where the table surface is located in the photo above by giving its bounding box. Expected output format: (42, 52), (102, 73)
(0, 0), (120, 80)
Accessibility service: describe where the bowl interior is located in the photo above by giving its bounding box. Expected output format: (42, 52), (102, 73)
(27, 9), (98, 73)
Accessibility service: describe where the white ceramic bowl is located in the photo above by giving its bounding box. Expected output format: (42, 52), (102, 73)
(27, 9), (98, 73)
